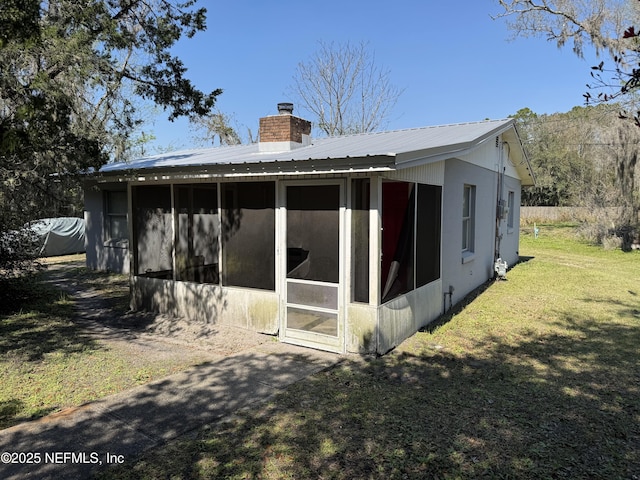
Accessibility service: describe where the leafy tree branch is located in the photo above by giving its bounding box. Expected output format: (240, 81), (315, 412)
(0, 0), (220, 274)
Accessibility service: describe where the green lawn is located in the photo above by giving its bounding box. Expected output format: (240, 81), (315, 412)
(99, 224), (640, 479)
(0, 265), (210, 430)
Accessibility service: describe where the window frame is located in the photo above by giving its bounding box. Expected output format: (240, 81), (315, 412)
(462, 184), (476, 258)
(507, 190), (515, 230)
(104, 190), (128, 244)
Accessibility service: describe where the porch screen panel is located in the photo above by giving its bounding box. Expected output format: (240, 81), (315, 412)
(416, 184), (442, 287)
(351, 179), (370, 303)
(175, 186), (190, 281)
(133, 185), (173, 279)
(381, 181), (415, 303)
(286, 185), (339, 283)
(175, 185), (219, 284)
(287, 282), (338, 310)
(221, 182), (275, 290)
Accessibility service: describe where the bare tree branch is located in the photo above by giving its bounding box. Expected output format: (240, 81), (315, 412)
(288, 41), (403, 137)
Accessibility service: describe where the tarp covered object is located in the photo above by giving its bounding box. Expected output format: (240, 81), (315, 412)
(31, 218), (86, 257)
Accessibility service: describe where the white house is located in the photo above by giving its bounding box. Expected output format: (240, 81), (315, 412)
(84, 105), (534, 354)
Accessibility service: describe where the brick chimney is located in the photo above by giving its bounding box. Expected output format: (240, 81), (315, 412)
(259, 103), (311, 152)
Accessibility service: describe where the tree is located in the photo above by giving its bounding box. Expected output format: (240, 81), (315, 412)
(0, 0), (221, 274)
(494, 1), (640, 112)
(588, 18), (640, 124)
(288, 41), (403, 137)
(494, 0), (630, 57)
(513, 104), (640, 244)
(190, 111), (243, 146)
(514, 106), (604, 206)
(607, 116), (640, 223)
(496, 1), (640, 234)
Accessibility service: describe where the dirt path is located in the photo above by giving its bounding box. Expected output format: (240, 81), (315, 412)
(42, 257), (274, 363)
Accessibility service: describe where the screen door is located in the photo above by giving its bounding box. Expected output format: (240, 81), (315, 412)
(283, 182), (344, 352)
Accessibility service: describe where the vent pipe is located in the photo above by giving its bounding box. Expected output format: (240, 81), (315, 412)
(277, 102), (294, 115)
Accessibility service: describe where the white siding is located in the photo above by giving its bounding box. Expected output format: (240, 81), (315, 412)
(441, 159), (499, 305)
(377, 280), (442, 354)
(384, 161), (445, 185)
(457, 135), (521, 182)
(499, 175), (522, 267)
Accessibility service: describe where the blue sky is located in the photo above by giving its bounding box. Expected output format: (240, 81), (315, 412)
(144, 0), (601, 151)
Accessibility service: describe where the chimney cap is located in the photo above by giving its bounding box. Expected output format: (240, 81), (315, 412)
(277, 102), (294, 115)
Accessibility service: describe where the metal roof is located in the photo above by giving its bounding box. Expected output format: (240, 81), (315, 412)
(99, 118), (524, 176)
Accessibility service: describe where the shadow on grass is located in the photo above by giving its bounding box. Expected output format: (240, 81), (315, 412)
(90, 242), (634, 478)
(0, 274), (103, 362)
(580, 294), (640, 323)
(0, 349), (336, 479)
(0, 399), (58, 430)
(41, 264), (161, 336)
(1, 301), (636, 478)
(2, 252), (637, 478)
(61, 299), (635, 479)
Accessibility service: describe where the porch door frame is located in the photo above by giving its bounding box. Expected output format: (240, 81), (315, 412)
(279, 178), (346, 353)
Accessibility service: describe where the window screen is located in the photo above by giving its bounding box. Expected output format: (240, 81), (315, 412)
(351, 179), (370, 303)
(133, 185), (173, 279)
(416, 184), (442, 287)
(221, 182), (275, 290)
(381, 181), (415, 302)
(286, 184), (340, 284)
(175, 184), (219, 284)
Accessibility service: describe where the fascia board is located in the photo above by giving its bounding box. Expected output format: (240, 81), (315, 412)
(503, 127), (536, 186)
(94, 155), (396, 183)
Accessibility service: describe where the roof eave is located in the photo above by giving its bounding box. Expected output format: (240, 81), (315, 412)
(94, 154), (396, 183)
(395, 121), (515, 168)
(503, 126), (536, 186)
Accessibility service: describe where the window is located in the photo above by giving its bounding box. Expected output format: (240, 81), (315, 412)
(221, 182), (275, 290)
(507, 191), (515, 229)
(105, 190), (128, 242)
(416, 184), (442, 287)
(132, 185), (173, 279)
(174, 185), (219, 284)
(462, 185), (475, 254)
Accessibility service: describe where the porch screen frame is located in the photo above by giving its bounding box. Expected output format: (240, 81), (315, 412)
(280, 178), (346, 353)
(380, 179), (443, 304)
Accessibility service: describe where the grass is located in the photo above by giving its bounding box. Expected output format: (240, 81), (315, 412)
(0, 258), (210, 430)
(98, 223), (640, 479)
